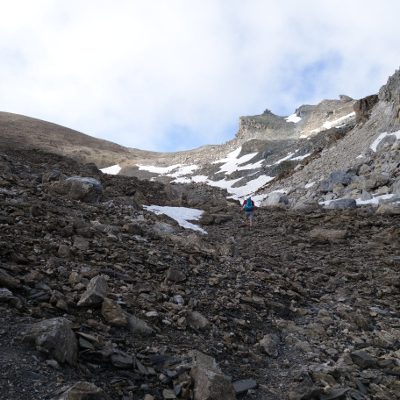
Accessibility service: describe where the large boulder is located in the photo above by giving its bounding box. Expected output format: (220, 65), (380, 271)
(50, 176), (103, 203)
(324, 198), (357, 210)
(319, 170), (355, 193)
(190, 351), (236, 400)
(22, 317), (78, 365)
(261, 192), (289, 208)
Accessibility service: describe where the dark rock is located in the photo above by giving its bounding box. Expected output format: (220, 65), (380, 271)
(166, 267), (186, 283)
(232, 378), (257, 394)
(101, 298), (128, 327)
(187, 311), (210, 330)
(353, 94), (379, 124)
(128, 315), (154, 336)
(22, 317), (78, 365)
(324, 199), (357, 210)
(77, 275), (108, 307)
(54, 381), (108, 400)
(190, 351), (236, 400)
(351, 350), (377, 369)
(0, 268), (21, 288)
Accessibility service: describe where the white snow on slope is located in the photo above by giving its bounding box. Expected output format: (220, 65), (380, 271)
(356, 194), (396, 205)
(301, 112), (356, 137)
(100, 164), (121, 175)
(143, 205), (206, 234)
(208, 175), (275, 201)
(137, 163), (199, 177)
(370, 130), (400, 152)
(286, 113), (302, 123)
(291, 152), (311, 161)
(213, 147), (258, 174)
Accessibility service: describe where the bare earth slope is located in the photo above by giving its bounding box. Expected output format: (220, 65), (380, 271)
(0, 112), (131, 167)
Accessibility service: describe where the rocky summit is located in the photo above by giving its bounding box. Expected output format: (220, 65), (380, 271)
(0, 69), (400, 400)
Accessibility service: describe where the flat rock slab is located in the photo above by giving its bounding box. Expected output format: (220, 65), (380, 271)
(232, 378), (257, 394)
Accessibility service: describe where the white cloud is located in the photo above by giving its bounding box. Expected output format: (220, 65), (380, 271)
(0, 0), (399, 151)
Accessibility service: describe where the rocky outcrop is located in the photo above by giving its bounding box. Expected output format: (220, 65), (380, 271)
(353, 94), (379, 123)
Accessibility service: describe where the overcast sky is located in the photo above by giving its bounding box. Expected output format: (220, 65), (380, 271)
(0, 1), (399, 152)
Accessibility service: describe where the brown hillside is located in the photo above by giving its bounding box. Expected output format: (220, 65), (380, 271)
(0, 112), (130, 167)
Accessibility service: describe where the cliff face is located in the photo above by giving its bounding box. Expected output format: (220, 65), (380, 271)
(235, 97), (356, 143)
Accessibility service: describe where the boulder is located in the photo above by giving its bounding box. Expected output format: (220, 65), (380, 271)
(0, 268), (21, 289)
(190, 351), (236, 400)
(128, 315), (154, 336)
(50, 176), (103, 203)
(101, 298), (128, 327)
(324, 199), (357, 210)
(187, 311), (210, 330)
(261, 192), (289, 208)
(77, 275), (108, 307)
(54, 381), (108, 400)
(22, 317), (78, 365)
(259, 333), (280, 358)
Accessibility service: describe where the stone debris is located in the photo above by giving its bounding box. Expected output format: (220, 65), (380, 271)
(0, 148), (399, 399)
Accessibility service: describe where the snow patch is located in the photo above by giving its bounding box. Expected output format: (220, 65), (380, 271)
(100, 164), (121, 175)
(286, 113), (302, 123)
(305, 182), (315, 189)
(370, 130), (400, 152)
(291, 153), (311, 161)
(143, 205), (206, 234)
(355, 193), (395, 206)
(213, 147), (258, 174)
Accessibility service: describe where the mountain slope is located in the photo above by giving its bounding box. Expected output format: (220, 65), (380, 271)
(0, 112), (131, 167)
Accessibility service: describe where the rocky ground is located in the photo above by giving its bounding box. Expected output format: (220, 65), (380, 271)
(0, 149), (399, 400)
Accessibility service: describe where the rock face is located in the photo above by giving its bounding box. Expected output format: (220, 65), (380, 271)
(22, 317), (78, 365)
(353, 94), (379, 123)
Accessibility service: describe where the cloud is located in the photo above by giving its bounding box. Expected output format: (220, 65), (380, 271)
(0, 0), (399, 151)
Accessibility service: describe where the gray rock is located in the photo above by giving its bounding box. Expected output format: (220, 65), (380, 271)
(110, 350), (133, 368)
(187, 311), (210, 330)
(393, 177), (400, 194)
(50, 176), (103, 203)
(259, 333), (280, 358)
(128, 315), (154, 336)
(351, 350), (377, 369)
(101, 298), (128, 327)
(0, 268), (20, 289)
(232, 379), (257, 394)
(190, 351), (236, 400)
(166, 267), (186, 283)
(324, 199), (357, 210)
(77, 275), (108, 307)
(261, 192), (289, 207)
(22, 317), (78, 365)
(53, 381), (107, 400)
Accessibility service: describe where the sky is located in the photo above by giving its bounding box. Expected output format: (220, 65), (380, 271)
(0, 1), (399, 152)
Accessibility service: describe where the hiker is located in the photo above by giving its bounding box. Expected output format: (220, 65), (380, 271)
(242, 197), (256, 227)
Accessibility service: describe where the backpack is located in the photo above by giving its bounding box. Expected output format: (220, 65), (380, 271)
(243, 198), (254, 211)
